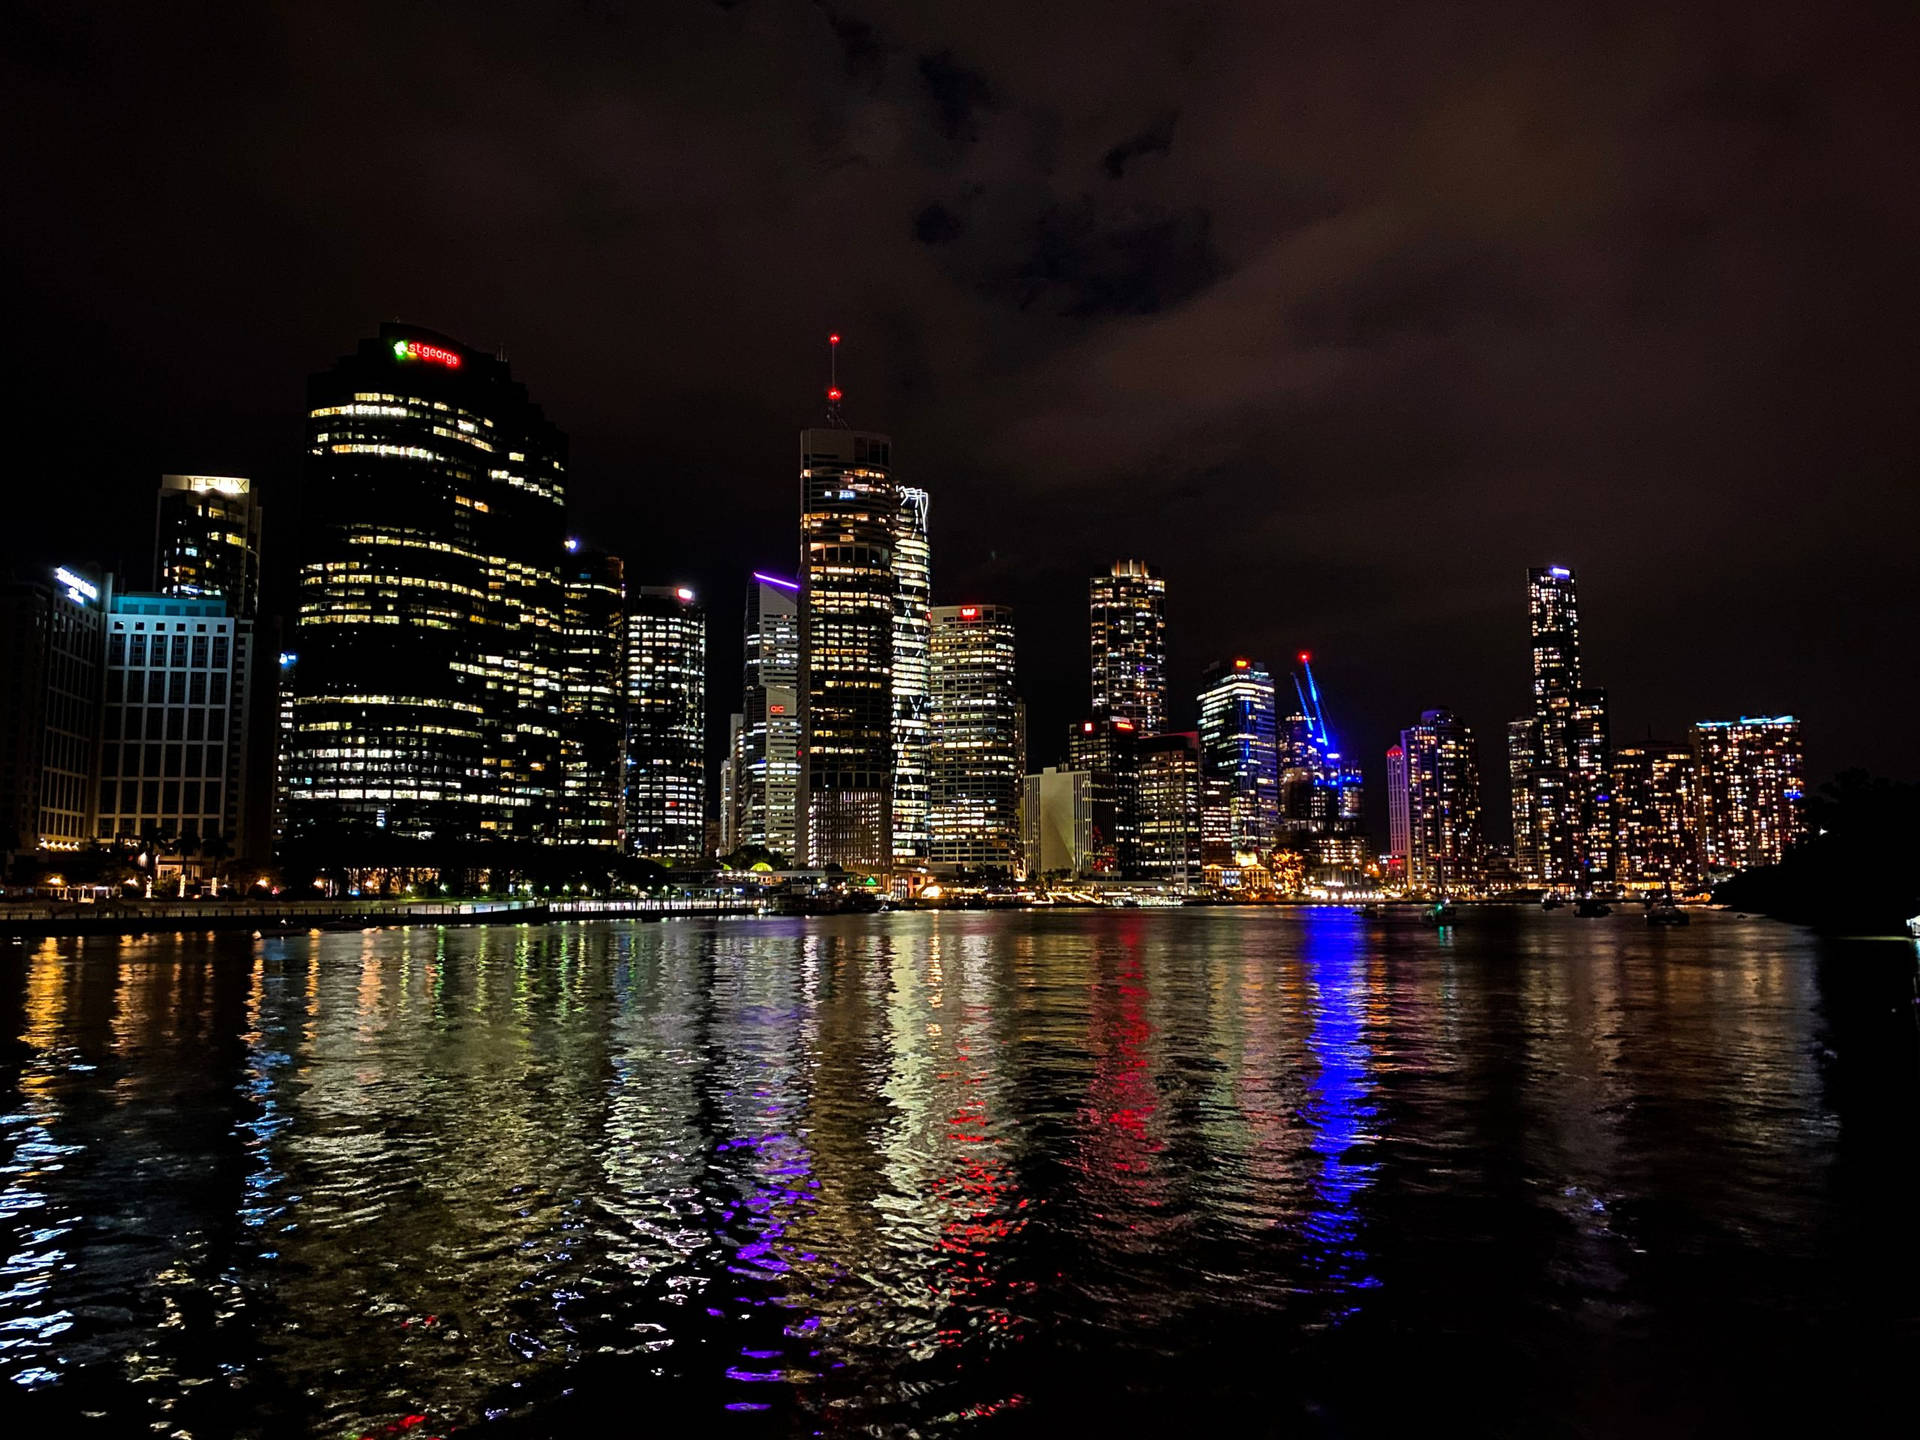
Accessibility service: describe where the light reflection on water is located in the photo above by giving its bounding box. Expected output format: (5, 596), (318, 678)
(0, 910), (1914, 1436)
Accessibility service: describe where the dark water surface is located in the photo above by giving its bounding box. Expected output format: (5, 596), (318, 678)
(3, 910), (1917, 1437)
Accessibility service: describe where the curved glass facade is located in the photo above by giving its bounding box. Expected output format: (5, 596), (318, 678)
(288, 325), (566, 845)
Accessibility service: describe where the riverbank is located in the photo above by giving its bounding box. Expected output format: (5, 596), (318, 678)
(0, 895), (761, 938)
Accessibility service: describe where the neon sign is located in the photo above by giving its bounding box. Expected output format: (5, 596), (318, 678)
(958, 606), (979, 619)
(391, 339), (461, 368)
(54, 566), (98, 605)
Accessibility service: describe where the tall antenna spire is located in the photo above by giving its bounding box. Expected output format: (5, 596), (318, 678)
(826, 331), (844, 425)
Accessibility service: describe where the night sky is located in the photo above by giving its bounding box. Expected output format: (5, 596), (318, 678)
(6, 0), (1915, 838)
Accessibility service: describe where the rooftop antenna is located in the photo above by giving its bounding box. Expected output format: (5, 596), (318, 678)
(826, 331), (845, 426)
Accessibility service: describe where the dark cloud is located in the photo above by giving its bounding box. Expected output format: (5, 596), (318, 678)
(817, 4), (887, 90)
(1015, 201), (1220, 315)
(917, 49), (992, 142)
(913, 201), (966, 244)
(1102, 110), (1179, 178)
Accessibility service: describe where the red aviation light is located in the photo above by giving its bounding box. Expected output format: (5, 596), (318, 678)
(829, 332), (841, 345)
(1297, 651), (1312, 665)
(826, 386), (843, 403)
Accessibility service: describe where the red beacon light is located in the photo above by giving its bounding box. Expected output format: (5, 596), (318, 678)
(1298, 651), (1312, 665)
(829, 332), (841, 345)
(826, 386), (843, 403)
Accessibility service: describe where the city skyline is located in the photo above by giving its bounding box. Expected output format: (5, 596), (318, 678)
(0, 323), (1824, 879)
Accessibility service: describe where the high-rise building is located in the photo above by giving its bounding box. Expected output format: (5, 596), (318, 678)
(1278, 653), (1367, 888)
(1068, 717), (1137, 875)
(155, 475), (262, 620)
(1568, 686), (1612, 886)
(1385, 743), (1410, 882)
(738, 572), (802, 862)
(1692, 718), (1805, 875)
(798, 426), (898, 874)
(557, 546), (625, 848)
(720, 711), (743, 854)
(1517, 565), (1610, 890)
(1612, 744), (1698, 892)
(891, 486), (932, 869)
(1023, 766), (1093, 879)
(928, 604), (1021, 873)
(97, 593), (253, 877)
(1400, 708), (1483, 893)
(1506, 717), (1539, 881)
(0, 565), (109, 866)
(289, 325), (566, 846)
(1197, 658), (1279, 863)
(1089, 559), (1168, 732)
(1134, 731), (1201, 887)
(623, 586), (707, 863)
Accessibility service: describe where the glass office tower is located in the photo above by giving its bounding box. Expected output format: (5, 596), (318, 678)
(289, 324), (567, 845)
(624, 586), (707, 863)
(798, 426), (899, 874)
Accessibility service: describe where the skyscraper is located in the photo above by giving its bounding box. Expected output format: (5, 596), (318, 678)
(155, 475), (262, 620)
(1089, 559), (1168, 732)
(289, 324), (566, 845)
(1399, 708), (1483, 893)
(0, 566), (109, 866)
(928, 604), (1021, 873)
(1515, 565), (1609, 890)
(1023, 766), (1093, 879)
(1068, 717), (1137, 875)
(1691, 717), (1805, 875)
(891, 485), (932, 869)
(557, 546), (625, 848)
(1385, 743), (1410, 882)
(1506, 717), (1539, 881)
(98, 592), (253, 879)
(623, 586), (707, 863)
(738, 572), (801, 862)
(1197, 658), (1279, 864)
(1612, 744), (1698, 892)
(1133, 731), (1201, 887)
(798, 426), (898, 874)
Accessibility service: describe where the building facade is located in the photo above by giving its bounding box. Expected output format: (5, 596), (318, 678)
(1089, 559), (1168, 732)
(1399, 708), (1483, 893)
(1385, 743), (1410, 882)
(1611, 744), (1698, 892)
(557, 546), (625, 848)
(288, 324), (567, 846)
(1133, 731), (1200, 887)
(0, 567), (109, 865)
(738, 572), (802, 862)
(1023, 766), (1093, 879)
(97, 593), (252, 873)
(155, 474), (262, 620)
(1692, 718), (1805, 875)
(798, 427), (898, 874)
(1068, 717), (1137, 876)
(928, 604), (1020, 873)
(624, 586), (707, 863)
(1512, 565), (1590, 888)
(891, 486), (932, 869)
(1197, 658), (1278, 864)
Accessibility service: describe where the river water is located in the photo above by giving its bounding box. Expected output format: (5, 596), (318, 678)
(2, 910), (1916, 1437)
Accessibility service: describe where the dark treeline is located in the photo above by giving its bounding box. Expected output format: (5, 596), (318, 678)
(1716, 771), (1920, 935)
